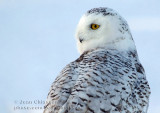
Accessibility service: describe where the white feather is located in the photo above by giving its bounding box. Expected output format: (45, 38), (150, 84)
(75, 9), (136, 54)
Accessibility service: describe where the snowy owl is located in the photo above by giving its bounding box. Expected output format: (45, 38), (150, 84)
(43, 7), (151, 113)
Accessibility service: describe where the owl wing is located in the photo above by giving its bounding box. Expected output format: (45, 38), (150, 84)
(43, 62), (79, 113)
(56, 49), (135, 113)
(133, 62), (151, 112)
(43, 49), (150, 113)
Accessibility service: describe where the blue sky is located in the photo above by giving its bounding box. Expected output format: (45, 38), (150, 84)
(0, 0), (160, 113)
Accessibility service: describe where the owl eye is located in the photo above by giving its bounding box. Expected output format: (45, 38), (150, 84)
(90, 24), (100, 30)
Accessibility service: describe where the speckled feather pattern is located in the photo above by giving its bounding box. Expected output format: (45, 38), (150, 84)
(87, 7), (117, 16)
(43, 48), (150, 113)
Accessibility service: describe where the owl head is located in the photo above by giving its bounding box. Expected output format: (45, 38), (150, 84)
(75, 7), (136, 54)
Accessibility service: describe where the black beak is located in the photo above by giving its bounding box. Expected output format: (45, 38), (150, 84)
(79, 38), (83, 43)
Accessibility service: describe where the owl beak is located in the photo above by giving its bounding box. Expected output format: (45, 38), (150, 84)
(79, 38), (84, 43)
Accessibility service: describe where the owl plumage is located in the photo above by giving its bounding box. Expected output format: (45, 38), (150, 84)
(43, 7), (150, 113)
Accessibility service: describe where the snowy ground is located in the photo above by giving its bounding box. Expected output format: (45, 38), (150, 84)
(0, 0), (160, 113)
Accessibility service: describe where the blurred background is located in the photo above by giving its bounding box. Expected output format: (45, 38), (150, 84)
(0, 0), (160, 113)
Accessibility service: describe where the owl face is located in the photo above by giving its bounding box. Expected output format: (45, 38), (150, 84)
(75, 7), (135, 54)
(76, 13), (111, 43)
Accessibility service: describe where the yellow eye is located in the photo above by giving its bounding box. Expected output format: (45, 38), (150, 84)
(91, 24), (100, 30)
